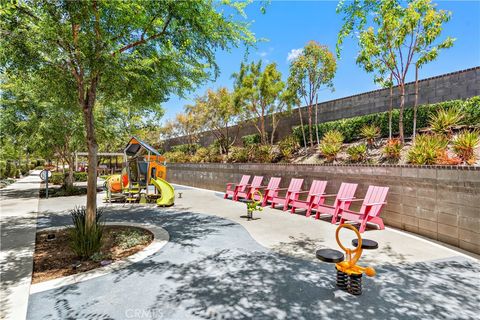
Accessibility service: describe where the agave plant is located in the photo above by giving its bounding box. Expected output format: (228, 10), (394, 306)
(429, 108), (463, 136)
(453, 130), (479, 164)
(347, 144), (367, 162)
(319, 130), (344, 162)
(382, 138), (403, 162)
(360, 124), (380, 147)
(407, 134), (448, 165)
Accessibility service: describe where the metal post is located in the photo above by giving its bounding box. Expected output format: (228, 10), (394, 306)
(45, 171), (49, 199)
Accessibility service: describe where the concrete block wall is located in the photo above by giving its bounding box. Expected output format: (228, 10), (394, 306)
(167, 163), (480, 255)
(164, 66), (480, 149)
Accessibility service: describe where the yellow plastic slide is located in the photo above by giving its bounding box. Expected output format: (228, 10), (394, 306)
(151, 178), (175, 206)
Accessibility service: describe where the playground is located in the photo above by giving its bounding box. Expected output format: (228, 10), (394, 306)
(0, 175), (475, 320)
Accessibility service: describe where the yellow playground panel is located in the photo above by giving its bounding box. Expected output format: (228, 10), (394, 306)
(105, 136), (175, 206)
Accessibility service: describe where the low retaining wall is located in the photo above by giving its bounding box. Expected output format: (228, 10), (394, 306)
(167, 163), (480, 255)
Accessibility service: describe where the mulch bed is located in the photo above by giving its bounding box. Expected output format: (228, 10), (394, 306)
(32, 226), (153, 284)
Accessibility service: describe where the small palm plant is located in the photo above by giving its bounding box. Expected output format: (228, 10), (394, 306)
(429, 108), (463, 136)
(360, 124), (380, 147)
(319, 130), (344, 162)
(453, 130), (479, 164)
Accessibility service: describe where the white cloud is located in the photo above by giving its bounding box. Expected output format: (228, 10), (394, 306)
(287, 48), (303, 62)
(258, 51), (268, 58)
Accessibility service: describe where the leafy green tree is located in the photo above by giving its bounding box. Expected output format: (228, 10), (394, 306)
(287, 41), (337, 147)
(1, 1), (256, 228)
(233, 61), (289, 145)
(337, 0), (454, 142)
(188, 87), (241, 154)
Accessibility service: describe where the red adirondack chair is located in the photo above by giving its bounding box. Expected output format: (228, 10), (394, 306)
(268, 178), (304, 211)
(313, 183), (358, 223)
(258, 177), (282, 206)
(234, 176), (264, 201)
(338, 186), (389, 233)
(287, 180), (328, 216)
(224, 175), (250, 200)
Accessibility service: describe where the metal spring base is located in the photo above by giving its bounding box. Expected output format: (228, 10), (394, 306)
(347, 274), (363, 295)
(336, 270), (348, 291)
(336, 269), (363, 295)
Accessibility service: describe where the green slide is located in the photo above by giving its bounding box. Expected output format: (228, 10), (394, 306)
(151, 178), (175, 206)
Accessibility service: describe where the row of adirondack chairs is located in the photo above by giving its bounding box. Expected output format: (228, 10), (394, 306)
(224, 175), (388, 233)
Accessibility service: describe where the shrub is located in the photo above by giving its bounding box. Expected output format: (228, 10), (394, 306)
(69, 206), (104, 259)
(5, 161), (17, 178)
(227, 147), (249, 163)
(0, 161), (6, 179)
(251, 145), (274, 163)
(382, 138), (403, 162)
(429, 108), (463, 135)
(191, 147), (210, 163)
(20, 164), (29, 175)
(319, 130), (344, 162)
(163, 151), (190, 163)
(50, 172), (65, 185)
(242, 134), (261, 147)
(15, 169), (21, 178)
(453, 130), (479, 164)
(360, 124), (380, 147)
(35, 159), (46, 167)
(171, 144), (200, 155)
(74, 172), (88, 182)
(115, 228), (151, 249)
(407, 134), (448, 165)
(292, 97), (480, 145)
(278, 135), (300, 159)
(347, 144), (367, 162)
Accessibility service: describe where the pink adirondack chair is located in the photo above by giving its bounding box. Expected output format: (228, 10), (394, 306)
(224, 175), (250, 200)
(314, 183), (358, 223)
(234, 176), (264, 201)
(258, 177), (282, 206)
(287, 180), (328, 216)
(338, 186), (389, 233)
(268, 178), (304, 211)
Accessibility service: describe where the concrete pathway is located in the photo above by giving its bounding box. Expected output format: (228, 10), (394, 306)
(27, 185), (479, 320)
(1, 171), (41, 320)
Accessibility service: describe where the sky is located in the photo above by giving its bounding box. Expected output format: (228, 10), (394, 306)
(161, 0), (480, 123)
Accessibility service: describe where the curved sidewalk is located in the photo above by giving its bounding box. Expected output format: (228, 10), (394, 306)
(0, 172), (41, 320)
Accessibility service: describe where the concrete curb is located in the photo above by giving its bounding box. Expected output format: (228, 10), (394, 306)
(30, 222), (169, 294)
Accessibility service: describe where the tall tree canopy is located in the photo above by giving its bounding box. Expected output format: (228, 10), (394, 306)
(1, 0), (257, 228)
(287, 41), (337, 147)
(337, 0), (454, 142)
(233, 61), (290, 145)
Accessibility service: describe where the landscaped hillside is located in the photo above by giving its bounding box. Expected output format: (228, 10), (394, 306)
(163, 97), (480, 166)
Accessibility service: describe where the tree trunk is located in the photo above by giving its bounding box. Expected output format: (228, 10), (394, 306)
(315, 95), (320, 145)
(399, 84), (405, 143)
(413, 65), (419, 139)
(308, 105), (313, 147)
(65, 156), (74, 189)
(83, 104), (98, 230)
(260, 115), (266, 145)
(388, 73), (393, 139)
(298, 106), (307, 148)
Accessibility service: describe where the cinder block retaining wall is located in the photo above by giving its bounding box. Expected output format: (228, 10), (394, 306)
(168, 163), (480, 255)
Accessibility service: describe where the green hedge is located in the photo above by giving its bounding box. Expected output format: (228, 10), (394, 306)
(242, 134), (261, 146)
(74, 172), (88, 182)
(293, 97), (480, 145)
(50, 172), (64, 185)
(170, 144), (200, 154)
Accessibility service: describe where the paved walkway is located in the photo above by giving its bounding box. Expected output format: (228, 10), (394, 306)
(1, 172), (41, 320)
(27, 185), (479, 320)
